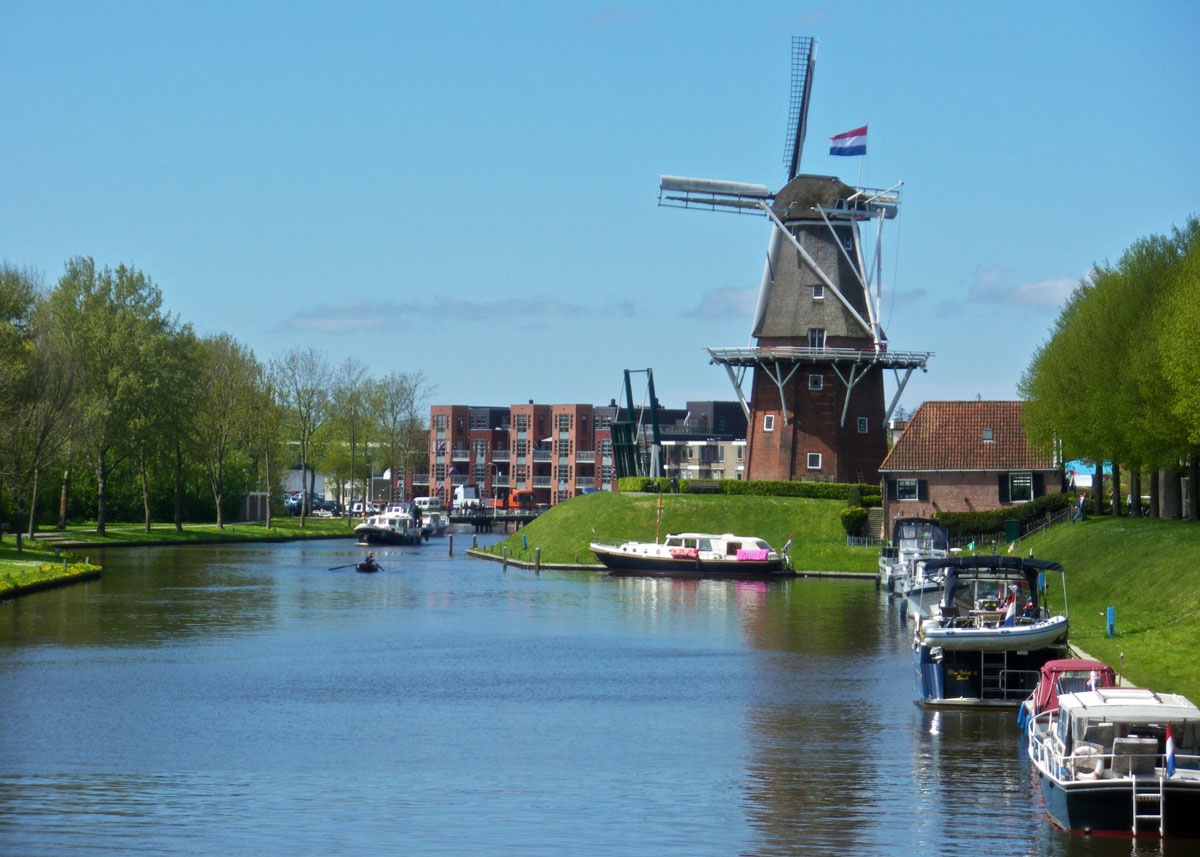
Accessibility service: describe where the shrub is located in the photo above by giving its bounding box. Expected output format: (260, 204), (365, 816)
(847, 486), (862, 508)
(841, 506), (869, 536)
(933, 492), (1073, 539)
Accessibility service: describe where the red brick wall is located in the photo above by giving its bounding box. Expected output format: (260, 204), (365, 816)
(881, 469), (1064, 524)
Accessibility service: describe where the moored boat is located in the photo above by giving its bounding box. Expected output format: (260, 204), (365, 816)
(354, 506), (426, 545)
(913, 555), (1070, 709)
(1017, 658), (1118, 735)
(590, 532), (790, 578)
(1027, 687), (1200, 836)
(879, 516), (949, 596)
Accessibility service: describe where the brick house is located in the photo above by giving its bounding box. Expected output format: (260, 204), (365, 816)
(878, 401), (1063, 530)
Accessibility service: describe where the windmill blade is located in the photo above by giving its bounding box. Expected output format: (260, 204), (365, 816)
(783, 36), (817, 181)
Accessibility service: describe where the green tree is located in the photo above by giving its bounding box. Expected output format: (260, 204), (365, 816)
(370, 370), (432, 501)
(271, 347), (331, 526)
(43, 258), (181, 535)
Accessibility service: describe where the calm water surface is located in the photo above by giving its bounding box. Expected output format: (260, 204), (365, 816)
(0, 534), (1185, 855)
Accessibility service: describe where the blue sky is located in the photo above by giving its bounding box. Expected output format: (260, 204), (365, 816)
(4, 1), (1198, 414)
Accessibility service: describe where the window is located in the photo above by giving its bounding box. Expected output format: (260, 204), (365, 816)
(1009, 472), (1033, 503)
(808, 328), (826, 349)
(812, 284), (824, 300)
(436, 414), (447, 430)
(857, 417), (869, 434)
(808, 374), (824, 391)
(983, 428), (994, 443)
(897, 478), (919, 501)
(763, 414), (775, 432)
(806, 453), (822, 469)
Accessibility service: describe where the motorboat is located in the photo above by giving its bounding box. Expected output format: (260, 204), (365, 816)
(913, 555), (1070, 708)
(354, 506), (426, 545)
(1017, 658), (1118, 735)
(590, 532), (791, 578)
(412, 496), (449, 537)
(878, 516), (948, 596)
(1027, 687), (1200, 836)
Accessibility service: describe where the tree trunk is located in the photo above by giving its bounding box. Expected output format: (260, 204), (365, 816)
(96, 455), (108, 537)
(1092, 460), (1104, 516)
(1111, 462), (1121, 517)
(1160, 467), (1182, 519)
(140, 450), (152, 533)
(1129, 470), (1141, 517)
(299, 447), (308, 528)
(174, 441), (184, 533)
(1149, 470), (1160, 519)
(58, 459), (71, 530)
(26, 466), (40, 539)
(264, 445), (273, 529)
(1189, 455), (1199, 521)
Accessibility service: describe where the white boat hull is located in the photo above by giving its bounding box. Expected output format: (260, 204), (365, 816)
(919, 615), (1069, 651)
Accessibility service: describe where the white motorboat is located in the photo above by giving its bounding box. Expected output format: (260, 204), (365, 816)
(590, 532), (790, 577)
(1027, 687), (1200, 836)
(879, 516), (948, 596)
(354, 505), (426, 545)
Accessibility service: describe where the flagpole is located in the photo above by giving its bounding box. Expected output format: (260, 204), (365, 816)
(856, 155), (863, 188)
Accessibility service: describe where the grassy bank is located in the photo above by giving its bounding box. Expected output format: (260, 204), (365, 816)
(476, 491), (878, 573)
(1020, 516), (1200, 701)
(0, 542), (99, 599)
(22, 517), (357, 546)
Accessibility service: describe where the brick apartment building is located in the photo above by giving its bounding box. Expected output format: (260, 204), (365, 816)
(424, 400), (747, 508)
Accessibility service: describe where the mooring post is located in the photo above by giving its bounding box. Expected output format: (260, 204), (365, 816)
(472, 534), (478, 549)
(448, 534), (454, 556)
(1106, 606), (1116, 637)
(535, 547), (541, 573)
(502, 546), (508, 571)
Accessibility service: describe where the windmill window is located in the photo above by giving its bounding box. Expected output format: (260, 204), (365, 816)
(806, 453), (822, 469)
(808, 374), (824, 391)
(763, 414), (775, 432)
(857, 417), (869, 434)
(812, 284), (824, 300)
(808, 328), (826, 349)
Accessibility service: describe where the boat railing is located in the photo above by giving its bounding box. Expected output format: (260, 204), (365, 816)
(1029, 712), (1200, 781)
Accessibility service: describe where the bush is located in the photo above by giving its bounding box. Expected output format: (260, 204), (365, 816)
(933, 492), (1073, 539)
(847, 486), (862, 508)
(841, 506), (869, 536)
(616, 477), (881, 500)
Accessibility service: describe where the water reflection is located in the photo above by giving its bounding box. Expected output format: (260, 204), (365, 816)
(0, 544), (1195, 855)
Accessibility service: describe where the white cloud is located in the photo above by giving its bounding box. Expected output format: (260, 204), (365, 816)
(683, 285), (758, 319)
(968, 267), (1078, 307)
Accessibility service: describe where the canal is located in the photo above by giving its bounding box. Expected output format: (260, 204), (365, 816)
(0, 534), (1185, 855)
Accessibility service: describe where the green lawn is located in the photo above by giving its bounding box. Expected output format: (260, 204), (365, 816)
(25, 517), (357, 545)
(1022, 516), (1200, 701)
(476, 491), (879, 573)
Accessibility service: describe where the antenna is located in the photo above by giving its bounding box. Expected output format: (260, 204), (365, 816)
(783, 36), (817, 181)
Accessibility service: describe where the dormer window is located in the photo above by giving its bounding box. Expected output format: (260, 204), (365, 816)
(983, 428), (994, 443)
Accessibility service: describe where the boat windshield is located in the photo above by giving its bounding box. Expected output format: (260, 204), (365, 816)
(896, 522), (949, 552)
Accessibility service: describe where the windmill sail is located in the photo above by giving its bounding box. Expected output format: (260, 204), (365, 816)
(783, 36), (817, 181)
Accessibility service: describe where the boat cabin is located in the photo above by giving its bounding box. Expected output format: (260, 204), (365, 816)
(1055, 689), (1200, 776)
(663, 533), (772, 556)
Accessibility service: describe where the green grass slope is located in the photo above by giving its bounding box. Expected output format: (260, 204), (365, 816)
(478, 491), (878, 573)
(1023, 517), (1200, 701)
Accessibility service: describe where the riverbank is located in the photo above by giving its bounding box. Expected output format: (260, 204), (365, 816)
(0, 518), (357, 599)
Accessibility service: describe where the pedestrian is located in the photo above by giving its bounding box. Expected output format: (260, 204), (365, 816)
(1072, 491), (1087, 522)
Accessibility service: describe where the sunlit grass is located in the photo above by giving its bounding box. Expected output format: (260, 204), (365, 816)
(476, 491), (878, 573)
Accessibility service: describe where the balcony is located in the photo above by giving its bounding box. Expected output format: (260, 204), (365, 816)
(532, 476), (551, 487)
(491, 476), (509, 488)
(413, 472), (430, 485)
(575, 450), (595, 463)
(576, 477), (595, 489)
(492, 450), (511, 462)
(451, 474), (469, 485)
(451, 448), (469, 462)
(533, 450), (552, 462)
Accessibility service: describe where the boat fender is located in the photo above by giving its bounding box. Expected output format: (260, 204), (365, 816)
(1070, 744), (1104, 780)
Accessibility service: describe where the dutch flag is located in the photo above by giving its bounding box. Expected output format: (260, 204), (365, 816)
(1167, 722), (1176, 777)
(829, 125), (867, 156)
(783, 534), (793, 552)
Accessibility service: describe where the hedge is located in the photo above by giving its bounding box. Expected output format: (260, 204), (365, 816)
(841, 506), (868, 536)
(932, 491), (1072, 539)
(616, 477), (880, 502)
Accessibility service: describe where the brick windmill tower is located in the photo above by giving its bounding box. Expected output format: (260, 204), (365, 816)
(659, 37), (931, 483)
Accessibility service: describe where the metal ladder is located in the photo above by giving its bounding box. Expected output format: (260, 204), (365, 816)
(980, 651), (1006, 699)
(1131, 775), (1164, 836)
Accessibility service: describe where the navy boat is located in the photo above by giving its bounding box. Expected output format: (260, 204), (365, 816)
(913, 555), (1069, 709)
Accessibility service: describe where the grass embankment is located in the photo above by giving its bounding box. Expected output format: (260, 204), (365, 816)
(31, 516), (357, 546)
(0, 540), (99, 600)
(475, 491), (878, 573)
(1022, 516), (1200, 701)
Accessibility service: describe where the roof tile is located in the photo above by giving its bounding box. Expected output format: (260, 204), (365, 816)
(880, 401), (1055, 472)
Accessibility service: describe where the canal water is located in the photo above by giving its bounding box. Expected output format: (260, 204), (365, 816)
(0, 534), (1185, 855)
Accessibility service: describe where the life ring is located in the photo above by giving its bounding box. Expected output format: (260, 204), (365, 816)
(1071, 744), (1105, 780)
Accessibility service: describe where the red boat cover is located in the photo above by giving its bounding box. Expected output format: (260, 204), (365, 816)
(736, 549), (770, 561)
(669, 547), (699, 559)
(1032, 658), (1117, 714)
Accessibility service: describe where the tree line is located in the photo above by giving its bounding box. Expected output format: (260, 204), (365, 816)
(1020, 217), (1200, 518)
(0, 256), (431, 540)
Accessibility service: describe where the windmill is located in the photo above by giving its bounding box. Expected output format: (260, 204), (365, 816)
(658, 36), (931, 484)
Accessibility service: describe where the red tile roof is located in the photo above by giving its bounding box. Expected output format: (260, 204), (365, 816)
(880, 401), (1056, 472)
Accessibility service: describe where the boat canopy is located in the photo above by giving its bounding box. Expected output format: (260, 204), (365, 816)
(1032, 659), (1117, 714)
(1057, 688), (1200, 754)
(924, 556), (1062, 616)
(891, 517), (949, 552)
